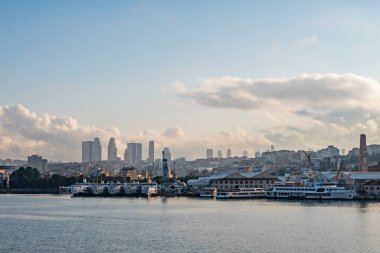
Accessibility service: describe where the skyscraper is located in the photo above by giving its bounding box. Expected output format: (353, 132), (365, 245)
(82, 141), (93, 162)
(107, 137), (117, 161)
(206, 149), (213, 159)
(82, 137), (102, 162)
(92, 137), (102, 162)
(227, 148), (232, 158)
(125, 143), (142, 162)
(243, 150), (248, 157)
(217, 150), (222, 159)
(359, 134), (368, 172)
(163, 147), (171, 161)
(148, 141), (155, 163)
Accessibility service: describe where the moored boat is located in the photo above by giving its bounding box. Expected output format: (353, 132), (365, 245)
(200, 187), (217, 198)
(216, 188), (266, 199)
(266, 182), (356, 200)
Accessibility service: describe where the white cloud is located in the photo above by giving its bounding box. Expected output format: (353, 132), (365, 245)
(295, 35), (319, 46)
(174, 73), (380, 151)
(0, 105), (269, 161)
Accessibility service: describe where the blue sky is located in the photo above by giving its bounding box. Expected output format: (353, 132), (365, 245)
(1, 1), (380, 160)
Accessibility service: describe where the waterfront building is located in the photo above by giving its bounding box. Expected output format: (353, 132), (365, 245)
(360, 134), (368, 172)
(27, 155), (48, 171)
(107, 138), (117, 162)
(125, 143), (142, 162)
(209, 171), (278, 190)
(206, 149), (213, 159)
(0, 170), (10, 188)
(361, 180), (380, 196)
(148, 141), (155, 163)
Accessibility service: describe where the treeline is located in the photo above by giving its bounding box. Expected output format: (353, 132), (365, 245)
(9, 167), (76, 189)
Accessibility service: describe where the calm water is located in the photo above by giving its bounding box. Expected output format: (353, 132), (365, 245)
(0, 195), (380, 253)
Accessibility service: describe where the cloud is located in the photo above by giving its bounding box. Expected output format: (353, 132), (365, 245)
(174, 73), (380, 151)
(0, 105), (268, 161)
(175, 73), (380, 112)
(163, 127), (185, 139)
(295, 35), (319, 46)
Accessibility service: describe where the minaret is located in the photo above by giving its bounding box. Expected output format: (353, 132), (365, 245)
(359, 134), (368, 172)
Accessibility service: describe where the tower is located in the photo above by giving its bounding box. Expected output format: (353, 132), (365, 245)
(227, 148), (231, 158)
(126, 143), (142, 162)
(206, 149), (213, 159)
(163, 147), (171, 161)
(107, 137), (117, 161)
(162, 150), (169, 187)
(92, 137), (102, 162)
(359, 134), (368, 172)
(148, 141), (155, 163)
(82, 141), (93, 162)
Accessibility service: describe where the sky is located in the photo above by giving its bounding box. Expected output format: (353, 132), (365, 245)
(1, 0), (380, 161)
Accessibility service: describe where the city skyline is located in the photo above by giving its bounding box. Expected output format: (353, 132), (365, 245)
(2, 1), (380, 161)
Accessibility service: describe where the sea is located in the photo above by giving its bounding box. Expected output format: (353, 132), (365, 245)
(0, 194), (379, 253)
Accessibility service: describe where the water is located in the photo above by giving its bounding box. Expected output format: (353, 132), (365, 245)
(0, 195), (380, 253)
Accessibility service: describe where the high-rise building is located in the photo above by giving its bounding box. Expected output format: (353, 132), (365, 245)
(82, 141), (93, 162)
(271, 145), (275, 152)
(243, 150), (248, 157)
(163, 147), (171, 161)
(82, 137), (102, 162)
(148, 141), (155, 163)
(227, 148), (232, 158)
(217, 150), (222, 159)
(206, 149), (213, 159)
(255, 151), (262, 158)
(107, 138), (117, 161)
(27, 155), (48, 171)
(359, 134), (368, 172)
(92, 137), (102, 162)
(125, 143), (142, 162)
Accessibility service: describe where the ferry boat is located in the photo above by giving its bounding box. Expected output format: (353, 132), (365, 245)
(89, 184), (105, 195)
(216, 188), (266, 199)
(199, 187), (217, 198)
(266, 182), (356, 200)
(122, 183), (140, 195)
(105, 184), (122, 195)
(72, 184), (91, 196)
(141, 182), (158, 196)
